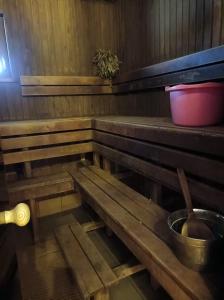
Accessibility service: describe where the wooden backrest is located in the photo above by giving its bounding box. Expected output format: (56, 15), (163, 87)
(20, 76), (112, 96)
(0, 117), (93, 165)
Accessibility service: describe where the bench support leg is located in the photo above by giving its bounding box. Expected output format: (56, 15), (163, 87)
(29, 198), (39, 243)
(93, 153), (101, 168)
(151, 182), (162, 204)
(102, 158), (111, 173)
(94, 289), (109, 300)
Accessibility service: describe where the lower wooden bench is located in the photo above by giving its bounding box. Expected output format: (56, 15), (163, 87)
(71, 165), (224, 300)
(55, 219), (145, 300)
(8, 172), (74, 242)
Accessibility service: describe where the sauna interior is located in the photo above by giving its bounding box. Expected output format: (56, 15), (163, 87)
(1, 1), (224, 300)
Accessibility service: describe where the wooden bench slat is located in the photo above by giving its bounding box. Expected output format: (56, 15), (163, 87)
(79, 167), (169, 241)
(73, 170), (222, 300)
(94, 116), (224, 157)
(89, 165), (167, 218)
(0, 117), (92, 136)
(3, 142), (93, 164)
(55, 224), (103, 299)
(8, 172), (72, 191)
(21, 75), (111, 86)
(2, 130), (93, 150)
(113, 45), (224, 84)
(9, 181), (74, 203)
(70, 220), (117, 287)
(8, 172), (74, 203)
(22, 85), (112, 97)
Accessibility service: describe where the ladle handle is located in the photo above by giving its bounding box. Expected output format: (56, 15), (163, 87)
(177, 168), (193, 215)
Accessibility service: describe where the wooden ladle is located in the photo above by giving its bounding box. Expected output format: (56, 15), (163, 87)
(177, 168), (214, 240)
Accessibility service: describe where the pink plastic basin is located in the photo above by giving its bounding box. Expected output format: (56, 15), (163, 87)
(165, 82), (224, 126)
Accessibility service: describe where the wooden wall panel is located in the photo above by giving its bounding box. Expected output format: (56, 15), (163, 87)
(0, 0), (223, 120)
(118, 0), (224, 117)
(120, 0), (224, 72)
(0, 0), (134, 120)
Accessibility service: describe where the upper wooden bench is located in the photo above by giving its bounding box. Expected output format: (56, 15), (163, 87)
(71, 165), (224, 300)
(93, 116), (224, 214)
(0, 117), (93, 241)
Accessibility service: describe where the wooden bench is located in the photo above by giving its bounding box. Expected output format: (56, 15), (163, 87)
(93, 116), (224, 213)
(55, 220), (115, 300)
(71, 165), (224, 300)
(0, 117), (93, 242)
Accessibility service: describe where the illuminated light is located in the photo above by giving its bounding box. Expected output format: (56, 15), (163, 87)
(0, 56), (6, 74)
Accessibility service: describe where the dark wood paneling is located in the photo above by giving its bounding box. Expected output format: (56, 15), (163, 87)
(125, 0), (224, 70)
(118, 0), (224, 116)
(22, 85), (112, 97)
(21, 76), (111, 86)
(0, 0), (130, 120)
(0, 0), (223, 119)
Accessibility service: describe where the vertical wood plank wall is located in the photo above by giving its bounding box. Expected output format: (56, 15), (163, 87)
(121, 0), (224, 71)
(0, 0), (124, 120)
(118, 0), (224, 117)
(0, 0), (223, 120)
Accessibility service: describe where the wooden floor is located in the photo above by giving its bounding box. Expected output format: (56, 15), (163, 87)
(12, 206), (171, 300)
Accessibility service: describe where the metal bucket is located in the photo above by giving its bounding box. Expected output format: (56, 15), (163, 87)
(168, 209), (224, 272)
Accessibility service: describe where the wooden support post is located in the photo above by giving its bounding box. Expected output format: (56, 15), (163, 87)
(77, 153), (89, 167)
(144, 178), (151, 199)
(94, 289), (109, 300)
(93, 152), (101, 168)
(80, 153), (86, 161)
(23, 150), (39, 243)
(24, 161), (32, 178)
(102, 158), (113, 236)
(102, 158), (111, 173)
(29, 198), (39, 243)
(151, 182), (162, 204)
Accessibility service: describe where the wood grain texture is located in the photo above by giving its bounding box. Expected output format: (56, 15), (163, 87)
(22, 85), (112, 96)
(0, 117), (92, 136)
(94, 130), (224, 185)
(0, 0), (223, 119)
(21, 76), (111, 86)
(3, 142), (93, 164)
(55, 224), (104, 298)
(93, 142), (224, 213)
(73, 168), (223, 300)
(1, 130), (93, 150)
(0, 0), (121, 120)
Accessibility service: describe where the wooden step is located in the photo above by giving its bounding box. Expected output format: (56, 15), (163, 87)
(8, 172), (74, 203)
(72, 167), (224, 300)
(55, 220), (117, 299)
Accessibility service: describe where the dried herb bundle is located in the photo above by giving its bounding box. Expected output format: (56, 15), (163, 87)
(92, 49), (121, 80)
